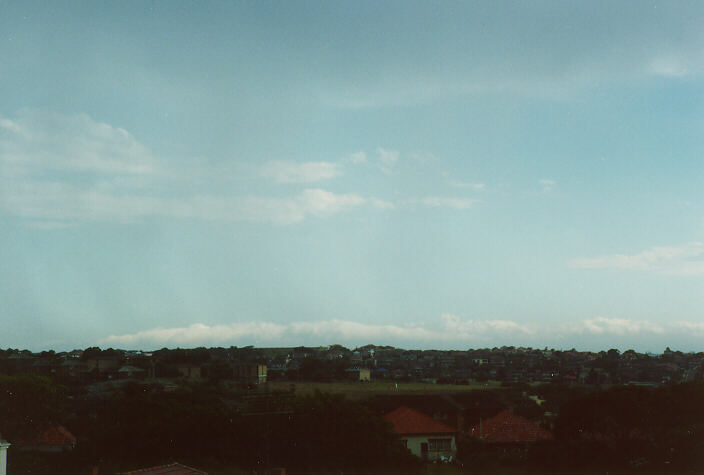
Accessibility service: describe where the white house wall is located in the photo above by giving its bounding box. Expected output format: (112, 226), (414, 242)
(401, 434), (456, 461)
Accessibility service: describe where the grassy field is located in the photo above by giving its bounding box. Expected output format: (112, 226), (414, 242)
(266, 380), (501, 399)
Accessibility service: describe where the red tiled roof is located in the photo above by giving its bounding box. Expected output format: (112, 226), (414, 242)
(384, 406), (455, 435)
(468, 410), (553, 443)
(16, 425), (76, 447)
(120, 462), (207, 474)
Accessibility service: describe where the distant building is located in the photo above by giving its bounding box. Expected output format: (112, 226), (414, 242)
(345, 367), (371, 382)
(233, 363), (267, 384)
(384, 406), (457, 462)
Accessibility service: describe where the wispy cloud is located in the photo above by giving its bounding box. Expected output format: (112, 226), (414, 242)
(260, 161), (343, 183)
(671, 321), (704, 335)
(416, 197), (480, 210)
(564, 317), (665, 336)
(569, 242), (704, 275)
(1, 183), (371, 225)
(0, 110), (390, 226)
(648, 56), (691, 78)
(0, 109), (158, 177)
(376, 147), (399, 175)
(345, 151), (367, 164)
(539, 178), (555, 192)
(450, 181), (486, 191)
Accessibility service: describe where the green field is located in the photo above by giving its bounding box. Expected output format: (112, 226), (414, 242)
(266, 380), (501, 399)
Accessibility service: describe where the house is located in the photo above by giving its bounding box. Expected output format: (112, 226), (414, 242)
(119, 462), (207, 474)
(15, 425), (77, 452)
(468, 410), (552, 443)
(384, 406), (457, 462)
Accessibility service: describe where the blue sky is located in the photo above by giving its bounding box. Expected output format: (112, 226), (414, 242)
(1, 1), (703, 351)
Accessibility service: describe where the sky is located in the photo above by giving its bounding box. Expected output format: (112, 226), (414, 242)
(1, 1), (703, 352)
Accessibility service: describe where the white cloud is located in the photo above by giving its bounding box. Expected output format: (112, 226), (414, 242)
(569, 242), (704, 275)
(671, 321), (704, 335)
(369, 198), (395, 210)
(419, 197), (480, 209)
(0, 109), (158, 177)
(101, 322), (288, 346)
(1, 185), (369, 225)
(294, 188), (366, 217)
(100, 314), (704, 349)
(101, 315), (535, 348)
(648, 57), (691, 78)
(0, 110), (385, 226)
(260, 160), (342, 183)
(441, 314), (534, 336)
(346, 151), (367, 164)
(539, 178), (555, 192)
(565, 317), (665, 336)
(376, 147), (399, 174)
(450, 181), (486, 191)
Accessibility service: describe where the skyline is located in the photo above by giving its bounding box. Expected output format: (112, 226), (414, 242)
(1, 1), (704, 352)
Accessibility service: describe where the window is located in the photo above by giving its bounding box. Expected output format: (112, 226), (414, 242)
(428, 438), (451, 451)
(400, 439), (408, 448)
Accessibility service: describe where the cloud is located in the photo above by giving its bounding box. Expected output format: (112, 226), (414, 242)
(569, 242), (704, 275)
(440, 314), (534, 336)
(292, 188), (366, 218)
(450, 181), (486, 191)
(539, 178), (555, 192)
(564, 317), (665, 336)
(376, 147), (399, 174)
(101, 322), (288, 346)
(0, 110), (385, 226)
(671, 321), (704, 335)
(99, 314), (704, 349)
(648, 56), (691, 78)
(101, 315), (536, 348)
(0, 109), (158, 177)
(346, 151), (367, 164)
(419, 197), (479, 210)
(2, 184), (371, 225)
(260, 160), (342, 183)
(368, 198), (395, 210)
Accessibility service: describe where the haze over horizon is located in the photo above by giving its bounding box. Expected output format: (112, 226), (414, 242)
(1, 1), (704, 353)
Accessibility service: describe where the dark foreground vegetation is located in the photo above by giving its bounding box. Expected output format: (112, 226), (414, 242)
(1, 371), (704, 474)
(1, 345), (703, 473)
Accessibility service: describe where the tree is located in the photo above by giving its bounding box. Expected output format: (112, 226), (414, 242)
(0, 374), (66, 439)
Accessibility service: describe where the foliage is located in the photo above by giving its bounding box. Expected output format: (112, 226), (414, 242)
(65, 383), (416, 472)
(0, 373), (66, 439)
(549, 382), (704, 470)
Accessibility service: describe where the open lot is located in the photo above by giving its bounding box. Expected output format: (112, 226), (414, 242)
(266, 380), (501, 399)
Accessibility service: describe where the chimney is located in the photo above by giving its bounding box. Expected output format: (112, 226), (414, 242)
(0, 438), (11, 475)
